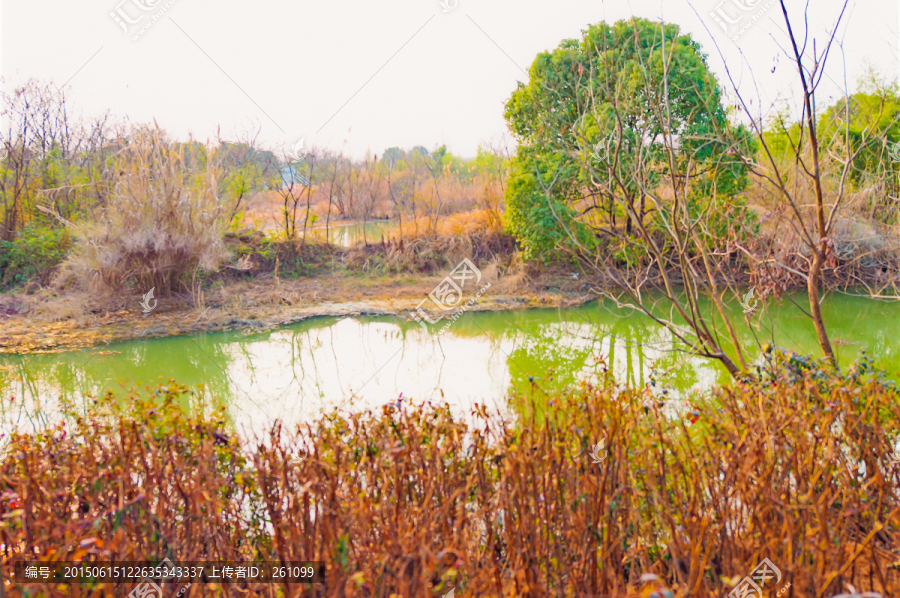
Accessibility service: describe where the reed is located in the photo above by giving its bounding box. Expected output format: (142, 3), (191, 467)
(56, 128), (230, 294)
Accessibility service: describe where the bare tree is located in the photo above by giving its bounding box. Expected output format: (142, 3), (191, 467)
(275, 158), (304, 251)
(704, 0), (853, 362)
(425, 148), (447, 234)
(300, 153), (317, 245)
(1, 80), (68, 240)
(384, 153), (404, 245)
(1, 79), (120, 244)
(320, 151), (344, 245)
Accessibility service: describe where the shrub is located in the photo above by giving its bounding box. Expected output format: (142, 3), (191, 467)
(2, 358), (898, 597)
(58, 129), (229, 293)
(0, 223), (72, 289)
(347, 209), (516, 273)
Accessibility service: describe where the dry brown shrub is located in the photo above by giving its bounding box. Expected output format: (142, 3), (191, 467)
(739, 163), (900, 294)
(56, 129), (230, 293)
(346, 210), (516, 274)
(2, 355), (899, 597)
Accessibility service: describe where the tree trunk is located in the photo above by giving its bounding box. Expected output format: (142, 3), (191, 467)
(808, 241), (835, 362)
(625, 196), (634, 235)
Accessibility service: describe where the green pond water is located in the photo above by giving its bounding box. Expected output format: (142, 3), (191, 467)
(0, 293), (897, 436)
(309, 221), (398, 246)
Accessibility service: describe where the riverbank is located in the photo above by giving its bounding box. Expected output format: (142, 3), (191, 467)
(4, 213), (898, 355)
(3, 248), (898, 355)
(0, 263), (594, 354)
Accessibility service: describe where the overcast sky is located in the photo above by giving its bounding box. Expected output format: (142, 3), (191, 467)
(1, 0), (898, 159)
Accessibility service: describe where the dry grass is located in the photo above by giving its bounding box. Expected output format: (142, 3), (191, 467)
(56, 128), (230, 294)
(346, 210), (516, 274)
(740, 162), (900, 295)
(2, 353), (899, 597)
(0, 254), (585, 354)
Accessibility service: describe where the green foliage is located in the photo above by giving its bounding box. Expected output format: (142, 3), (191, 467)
(0, 223), (72, 288)
(429, 145), (448, 176)
(687, 192), (760, 248)
(760, 107), (802, 160)
(232, 235), (277, 261)
(765, 71), (900, 193)
(763, 72), (900, 223)
(382, 146), (404, 165)
(222, 160), (275, 207)
(503, 17), (754, 258)
(818, 83), (900, 189)
(472, 146), (505, 175)
(379, 145), (508, 188)
(503, 148), (591, 262)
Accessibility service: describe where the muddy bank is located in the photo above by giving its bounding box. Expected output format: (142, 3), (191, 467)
(0, 269), (593, 354)
(6, 248), (890, 355)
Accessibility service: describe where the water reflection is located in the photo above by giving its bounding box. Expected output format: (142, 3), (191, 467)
(308, 221), (398, 247)
(1, 294), (897, 438)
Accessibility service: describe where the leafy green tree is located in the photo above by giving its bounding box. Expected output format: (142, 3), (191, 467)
(818, 81), (900, 174)
(504, 17), (754, 257)
(504, 146), (589, 261)
(503, 17), (757, 376)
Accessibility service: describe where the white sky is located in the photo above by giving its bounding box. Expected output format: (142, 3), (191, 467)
(1, 0), (898, 159)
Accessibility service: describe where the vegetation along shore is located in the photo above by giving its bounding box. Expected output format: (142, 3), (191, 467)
(2, 1), (900, 596)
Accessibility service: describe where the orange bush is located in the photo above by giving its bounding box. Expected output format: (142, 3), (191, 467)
(2, 355), (899, 597)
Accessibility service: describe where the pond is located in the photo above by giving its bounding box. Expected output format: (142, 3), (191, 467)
(1, 293), (897, 437)
(308, 221), (398, 247)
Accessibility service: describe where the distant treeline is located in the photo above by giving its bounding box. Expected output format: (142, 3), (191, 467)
(0, 79), (508, 288)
